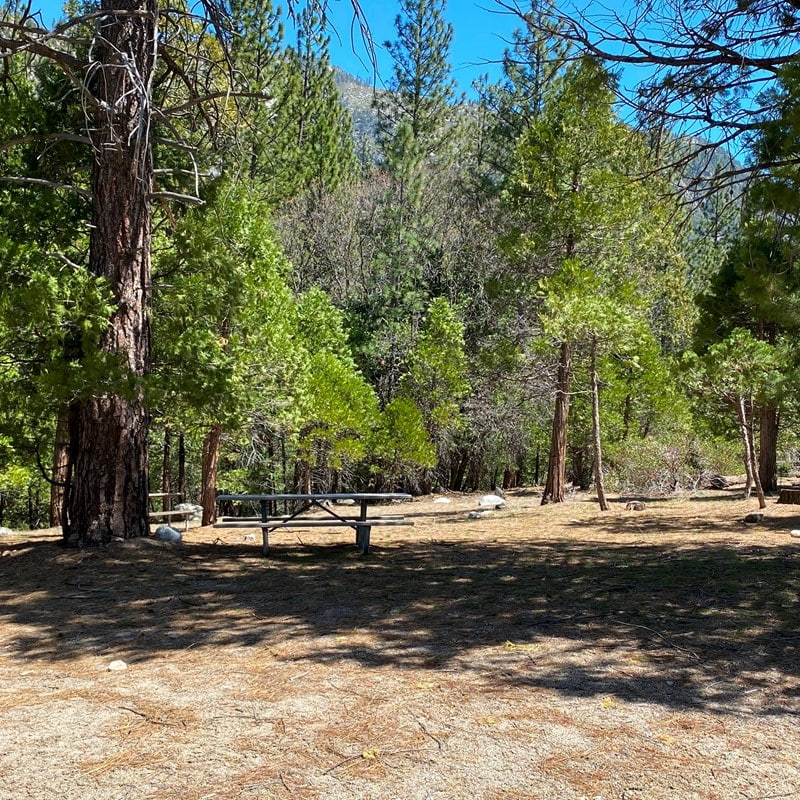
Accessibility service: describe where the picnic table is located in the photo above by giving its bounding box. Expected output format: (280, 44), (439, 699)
(214, 493), (413, 555)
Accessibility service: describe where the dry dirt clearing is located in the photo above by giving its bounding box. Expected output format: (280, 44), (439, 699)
(1, 489), (799, 800)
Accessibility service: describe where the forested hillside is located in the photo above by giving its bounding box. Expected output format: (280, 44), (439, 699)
(0, 0), (798, 536)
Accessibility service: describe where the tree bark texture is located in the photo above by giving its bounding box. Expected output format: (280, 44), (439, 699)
(178, 432), (186, 500)
(758, 403), (779, 493)
(201, 424), (222, 526)
(590, 338), (609, 511)
(64, 0), (156, 544)
(737, 396), (766, 510)
(541, 342), (572, 505)
(49, 409), (71, 527)
(161, 427), (172, 511)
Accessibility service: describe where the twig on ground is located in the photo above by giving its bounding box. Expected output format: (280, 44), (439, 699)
(612, 620), (701, 661)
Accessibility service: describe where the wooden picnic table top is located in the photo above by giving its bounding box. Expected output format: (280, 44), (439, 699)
(217, 493), (412, 503)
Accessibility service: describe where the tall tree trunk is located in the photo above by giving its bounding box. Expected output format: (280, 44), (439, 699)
(49, 409), (71, 527)
(590, 337), (609, 511)
(201, 424), (222, 526)
(737, 396), (766, 510)
(63, 0), (155, 545)
(542, 342), (572, 505)
(758, 403), (779, 493)
(161, 427), (172, 511)
(178, 433), (186, 500)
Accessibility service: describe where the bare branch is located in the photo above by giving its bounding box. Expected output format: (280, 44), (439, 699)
(148, 190), (204, 205)
(0, 132), (91, 153)
(0, 175), (89, 198)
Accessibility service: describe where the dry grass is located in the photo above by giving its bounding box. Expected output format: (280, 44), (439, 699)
(1, 487), (799, 800)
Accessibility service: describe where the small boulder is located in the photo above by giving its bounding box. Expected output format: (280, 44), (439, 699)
(107, 660), (128, 672)
(0, 527), (13, 536)
(469, 509), (492, 520)
(702, 473), (728, 490)
(478, 494), (506, 509)
(433, 497), (453, 504)
(743, 512), (764, 524)
(625, 501), (646, 511)
(790, 530), (800, 538)
(155, 525), (182, 542)
(175, 502), (203, 520)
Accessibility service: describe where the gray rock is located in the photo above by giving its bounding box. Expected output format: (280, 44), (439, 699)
(433, 497), (453, 504)
(0, 527), (13, 536)
(790, 530), (800, 538)
(478, 494), (506, 509)
(469, 510), (492, 520)
(155, 525), (182, 542)
(175, 502), (203, 520)
(743, 512), (764, 524)
(625, 501), (646, 511)
(702, 473), (728, 490)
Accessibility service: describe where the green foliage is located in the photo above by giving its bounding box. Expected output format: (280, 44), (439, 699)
(400, 297), (470, 433)
(477, 2), (572, 188)
(151, 181), (298, 431)
(606, 430), (740, 495)
(369, 397), (437, 483)
(294, 290), (380, 467)
(229, 1), (357, 202)
(376, 0), (458, 163)
(688, 327), (785, 407)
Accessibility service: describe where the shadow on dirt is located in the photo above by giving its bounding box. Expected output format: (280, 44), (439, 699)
(2, 527), (798, 716)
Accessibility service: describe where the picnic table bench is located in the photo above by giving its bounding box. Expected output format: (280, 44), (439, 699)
(148, 492), (192, 531)
(214, 493), (413, 555)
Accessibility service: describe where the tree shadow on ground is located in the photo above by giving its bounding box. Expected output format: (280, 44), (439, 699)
(2, 531), (798, 716)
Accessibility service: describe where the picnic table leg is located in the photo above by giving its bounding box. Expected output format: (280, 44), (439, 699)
(260, 500), (269, 555)
(356, 524), (371, 554)
(261, 527), (270, 555)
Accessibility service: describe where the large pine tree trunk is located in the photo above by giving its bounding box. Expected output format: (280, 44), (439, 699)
(63, 0), (155, 545)
(541, 342), (572, 505)
(758, 403), (779, 493)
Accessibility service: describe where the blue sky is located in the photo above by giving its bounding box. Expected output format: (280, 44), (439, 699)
(35, 0), (522, 93)
(320, 1), (521, 92)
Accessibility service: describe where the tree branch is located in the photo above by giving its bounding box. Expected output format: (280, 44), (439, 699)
(0, 175), (90, 198)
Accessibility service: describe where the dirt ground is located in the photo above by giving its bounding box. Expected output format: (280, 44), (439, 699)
(1, 487), (799, 800)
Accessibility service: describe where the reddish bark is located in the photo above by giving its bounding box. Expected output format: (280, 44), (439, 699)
(64, 0), (155, 544)
(541, 342), (572, 505)
(201, 425), (223, 526)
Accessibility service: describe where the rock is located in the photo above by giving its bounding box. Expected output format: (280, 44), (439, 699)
(336, 498), (355, 506)
(0, 527), (13, 536)
(790, 530), (800, 538)
(433, 497), (453, 504)
(702, 473), (728, 490)
(743, 512), (764, 524)
(155, 525), (182, 542)
(107, 660), (128, 672)
(244, 534), (256, 541)
(478, 494), (506, 509)
(625, 501), (646, 511)
(175, 502), (203, 520)
(469, 510), (492, 519)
